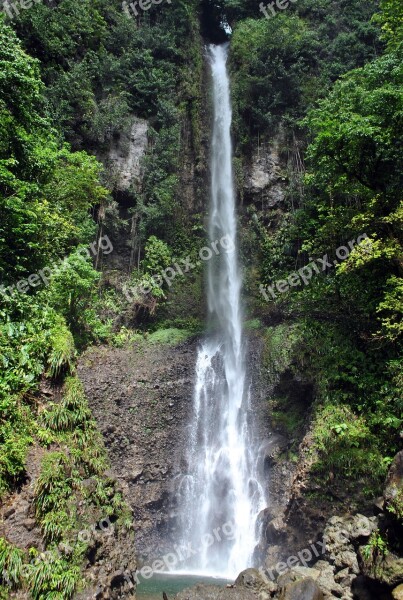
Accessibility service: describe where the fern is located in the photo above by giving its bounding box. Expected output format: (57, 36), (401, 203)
(0, 538), (24, 588)
(28, 551), (80, 600)
(47, 316), (76, 379)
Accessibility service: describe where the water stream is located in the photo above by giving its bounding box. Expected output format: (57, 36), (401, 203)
(175, 44), (266, 580)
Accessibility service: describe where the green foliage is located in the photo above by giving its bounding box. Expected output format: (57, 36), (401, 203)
(229, 0), (381, 143)
(28, 552), (81, 600)
(0, 19), (108, 284)
(374, 0), (403, 49)
(271, 406), (302, 437)
(0, 409), (33, 497)
(141, 118), (181, 241)
(44, 251), (101, 344)
(377, 276), (403, 341)
(263, 324), (302, 384)
(9, 0), (202, 248)
(0, 537), (24, 588)
(43, 377), (91, 434)
(312, 404), (387, 487)
(34, 452), (74, 534)
(147, 328), (193, 346)
(388, 488), (403, 521)
(244, 319), (262, 331)
(47, 315), (76, 379)
(252, 3), (402, 494)
(110, 327), (144, 348)
(362, 531), (389, 561)
(142, 236), (172, 275)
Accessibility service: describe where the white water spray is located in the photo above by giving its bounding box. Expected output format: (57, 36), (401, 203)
(176, 44), (266, 580)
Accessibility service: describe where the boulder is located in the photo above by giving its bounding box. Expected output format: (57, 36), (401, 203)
(278, 577), (323, 600)
(393, 584), (403, 600)
(276, 562), (345, 599)
(266, 517), (288, 544)
(235, 568), (277, 597)
(323, 514), (377, 572)
(367, 553), (403, 587)
(311, 561), (346, 598)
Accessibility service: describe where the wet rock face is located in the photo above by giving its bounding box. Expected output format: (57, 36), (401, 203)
(106, 118), (148, 192)
(243, 142), (286, 208)
(0, 447), (45, 552)
(78, 527), (137, 599)
(77, 339), (198, 564)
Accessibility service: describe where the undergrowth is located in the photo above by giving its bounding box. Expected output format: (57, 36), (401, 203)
(0, 313), (132, 598)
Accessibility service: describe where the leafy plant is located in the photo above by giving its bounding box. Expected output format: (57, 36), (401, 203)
(47, 315), (76, 379)
(0, 538), (25, 588)
(362, 531), (389, 561)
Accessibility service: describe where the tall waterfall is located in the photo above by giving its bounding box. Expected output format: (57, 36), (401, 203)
(176, 44), (266, 580)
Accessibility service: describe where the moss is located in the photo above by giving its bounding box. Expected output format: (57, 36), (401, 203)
(147, 328), (193, 346)
(388, 487), (403, 521)
(271, 405), (302, 436)
(110, 327), (144, 348)
(244, 318), (262, 331)
(263, 323), (303, 385)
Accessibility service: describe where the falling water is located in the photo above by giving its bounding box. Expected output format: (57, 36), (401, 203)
(176, 44), (266, 579)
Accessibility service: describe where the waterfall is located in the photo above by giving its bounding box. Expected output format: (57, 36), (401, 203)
(175, 44), (266, 580)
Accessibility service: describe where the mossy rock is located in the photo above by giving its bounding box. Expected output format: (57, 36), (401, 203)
(364, 554), (403, 587)
(384, 451), (403, 521)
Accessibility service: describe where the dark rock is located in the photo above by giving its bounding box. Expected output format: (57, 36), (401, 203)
(78, 528), (137, 599)
(266, 517), (287, 544)
(22, 518), (36, 531)
(361, 552), (403, 587)
(351, 576), (373, 600)
(3, 506), (15, 518)
(373, 497), (385, 513)
(279, 577), (323, 600)
(259, 435), (288, 469)
(235, 568), (277, 596)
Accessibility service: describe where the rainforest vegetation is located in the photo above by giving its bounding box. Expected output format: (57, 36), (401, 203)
(0, 0), (402, 596)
